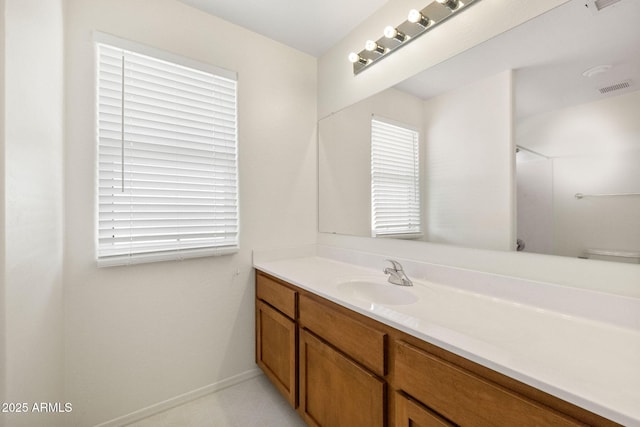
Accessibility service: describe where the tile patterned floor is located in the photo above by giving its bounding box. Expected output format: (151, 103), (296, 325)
(126, 374), (306, 427)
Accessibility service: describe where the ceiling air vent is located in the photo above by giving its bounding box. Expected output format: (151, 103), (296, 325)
(585, 0), (623, 12)
(594, 0), (622, 9)
(598, 80), (632, 94)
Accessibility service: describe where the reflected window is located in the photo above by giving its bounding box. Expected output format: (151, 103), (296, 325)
(371, 117), (421, 237)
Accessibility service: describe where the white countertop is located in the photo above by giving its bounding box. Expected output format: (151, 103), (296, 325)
(253, 250), (640, 427)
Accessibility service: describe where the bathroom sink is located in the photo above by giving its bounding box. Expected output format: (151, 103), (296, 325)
(336, 278), (419, 306)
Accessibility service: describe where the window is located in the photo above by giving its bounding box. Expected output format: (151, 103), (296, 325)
(371, 117), (421, 237)
(96, 35), (238, 266)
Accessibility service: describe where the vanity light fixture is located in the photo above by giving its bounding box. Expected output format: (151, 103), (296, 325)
(350, 0), (481, 74)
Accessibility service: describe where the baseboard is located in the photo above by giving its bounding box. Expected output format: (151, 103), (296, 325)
(94, 368), (262, 427)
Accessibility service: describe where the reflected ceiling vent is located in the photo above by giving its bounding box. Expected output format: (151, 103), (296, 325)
(598, 79), (632, 94)
(585, 0), (623, 12)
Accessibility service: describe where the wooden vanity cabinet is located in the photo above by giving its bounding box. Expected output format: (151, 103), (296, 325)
(255, 270), (621, 427)
(255, 273), (298, 407)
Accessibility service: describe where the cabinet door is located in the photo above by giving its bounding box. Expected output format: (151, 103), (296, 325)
(396, 392), (455, 427)
(299, 329), (385, 427)
(256, 300), (297, 407)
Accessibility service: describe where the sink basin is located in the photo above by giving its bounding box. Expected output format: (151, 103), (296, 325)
(337, 278), (419, 306)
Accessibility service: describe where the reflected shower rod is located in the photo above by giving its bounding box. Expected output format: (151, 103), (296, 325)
(575, 192), (640, 199)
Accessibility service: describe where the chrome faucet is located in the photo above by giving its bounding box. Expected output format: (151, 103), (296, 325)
(383, 259), (413, 287)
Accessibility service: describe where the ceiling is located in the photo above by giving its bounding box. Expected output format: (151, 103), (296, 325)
(395, 0), (640, 120)
(177, 0), (389, 57)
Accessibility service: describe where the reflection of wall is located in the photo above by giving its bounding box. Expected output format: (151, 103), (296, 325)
(516, 159), (553, 254)
(423, 70), (514, 251)
(319, 88), (423, 236)
(554, 152), (640, 258)
(518, 90), (640, 259)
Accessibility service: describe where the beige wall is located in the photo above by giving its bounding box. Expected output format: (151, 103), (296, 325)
(64, 0), (317, 425)
(2, 1), (65, 426)
(1, 1), (316, 425)
(0, 0), (6, 422)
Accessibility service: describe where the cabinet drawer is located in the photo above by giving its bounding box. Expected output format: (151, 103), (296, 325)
(299, 294), (386, 377)
(256, 272), (297, 319)
(394, 340), (585, 427)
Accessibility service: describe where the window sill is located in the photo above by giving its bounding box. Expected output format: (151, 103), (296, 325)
(373, 233), (424, 240)
(97, 246), (239, 268)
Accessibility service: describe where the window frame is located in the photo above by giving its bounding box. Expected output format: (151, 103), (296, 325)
(370, 115), (422, 239)
(94, 32), (239, 267)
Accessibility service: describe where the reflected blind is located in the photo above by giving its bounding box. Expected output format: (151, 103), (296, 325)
(371, 117), (421, 237)
(97, 42), (238, 266)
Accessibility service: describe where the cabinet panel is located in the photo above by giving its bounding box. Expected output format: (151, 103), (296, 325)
(300, 329), (385, 427)
(256, 300), (297, 407)
(299, 294), (386, 376)
(395, 340), (585, 427)
(395, 392), (455, 427)
(257, 272), (297, 319)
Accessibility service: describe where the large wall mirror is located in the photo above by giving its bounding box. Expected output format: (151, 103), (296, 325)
(319, 0), (640, 264)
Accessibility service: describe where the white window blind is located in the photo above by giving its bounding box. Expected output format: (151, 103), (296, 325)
(371, 117), (421, 237)
(97, 40), (238, 266)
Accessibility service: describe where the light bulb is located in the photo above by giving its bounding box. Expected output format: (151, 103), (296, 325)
(383, 26), (397, 39)
(408, 9), (429, 27)
(407, 9), (421, 23)
(383, 26), (406, 42)
(437, 0), (459, 10)
(365, 40), (385, 54)
(348, 52), (368, 65)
